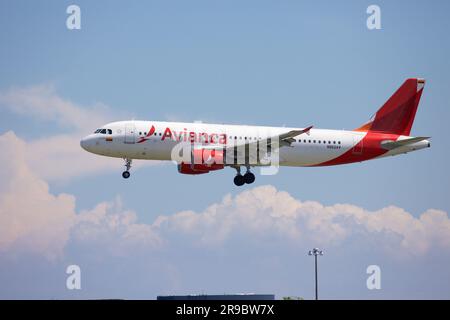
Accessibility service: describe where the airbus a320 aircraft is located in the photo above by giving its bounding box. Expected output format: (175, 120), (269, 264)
(80, 78), (430, 186)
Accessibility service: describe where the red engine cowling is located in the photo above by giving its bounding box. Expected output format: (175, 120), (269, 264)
(177, 149), (225, 175)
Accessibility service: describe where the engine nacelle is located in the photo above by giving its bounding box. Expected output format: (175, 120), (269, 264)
(177, 148), (225, 175)
(177, 163), (210, 175)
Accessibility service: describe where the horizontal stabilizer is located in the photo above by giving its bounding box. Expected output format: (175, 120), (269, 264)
(381, 136), (430, 150)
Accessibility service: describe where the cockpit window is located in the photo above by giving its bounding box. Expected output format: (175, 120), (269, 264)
(94, 128), (112, 134)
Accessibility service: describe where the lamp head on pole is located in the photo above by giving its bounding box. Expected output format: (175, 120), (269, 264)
(308, 248), (324, 256)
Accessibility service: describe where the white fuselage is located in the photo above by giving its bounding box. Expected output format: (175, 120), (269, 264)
(80, 120), (429, 167)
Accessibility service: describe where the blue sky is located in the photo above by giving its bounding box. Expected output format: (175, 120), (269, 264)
(0, 0), (449, 299)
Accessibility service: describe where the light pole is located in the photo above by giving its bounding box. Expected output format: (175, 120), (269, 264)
(308, 248), (324, 300)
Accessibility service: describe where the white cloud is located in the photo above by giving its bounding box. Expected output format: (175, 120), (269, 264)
(0, 132), (76, 260)
(153, 185), (450, 257)
(0, 84), (161, 181)
(1, 131), (448, 261)
(0, 84), (111, 131)
(0, 132), (162, 259)
(73, 197), (163, 255)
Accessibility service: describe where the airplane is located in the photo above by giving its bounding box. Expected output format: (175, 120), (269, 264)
(80, 78), (430, 186)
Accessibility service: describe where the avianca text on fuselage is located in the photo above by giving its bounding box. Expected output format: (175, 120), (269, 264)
(80, 78), (430, 186)
(159, 127), (228, 145)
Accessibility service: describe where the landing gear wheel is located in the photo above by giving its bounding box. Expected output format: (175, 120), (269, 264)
(244, 172), (255, 184)
(233, 175), (245, 186)
(122, 158), (132, 179)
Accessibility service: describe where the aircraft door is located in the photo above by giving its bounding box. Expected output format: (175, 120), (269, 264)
(124, 124), (136, 144)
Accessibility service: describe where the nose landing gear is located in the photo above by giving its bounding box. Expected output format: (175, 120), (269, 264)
(233, 166), (255, 186)
(122, 158), (132, 179)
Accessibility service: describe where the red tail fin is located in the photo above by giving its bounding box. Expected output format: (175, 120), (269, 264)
(355, 78), (425, 136)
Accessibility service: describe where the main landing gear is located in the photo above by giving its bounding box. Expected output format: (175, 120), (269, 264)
(233, 166), (255, 186)
(122, 158), (132, 179)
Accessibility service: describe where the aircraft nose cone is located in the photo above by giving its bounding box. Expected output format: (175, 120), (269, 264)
(80, 136), (92, 152)
(80, 137), (88, 150)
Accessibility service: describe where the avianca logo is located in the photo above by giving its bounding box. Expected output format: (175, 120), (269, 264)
(162, 127), (227, 144)
(137, 125), (156, 143)
(137, 125), (227, 144)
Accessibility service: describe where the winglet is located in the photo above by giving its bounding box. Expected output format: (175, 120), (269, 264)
(279, 125), (314, 146)
(301, 125), (313, 134)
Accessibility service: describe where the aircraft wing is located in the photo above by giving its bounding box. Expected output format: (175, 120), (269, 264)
(223, 125), (313, 164)
(277, 126), (314, 147)
(224, 125), (313, 151)
(198, 125), (313, 150)
(381, 136), (430, 150)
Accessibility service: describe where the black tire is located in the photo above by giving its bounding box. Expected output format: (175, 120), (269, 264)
(233, 174), (245, 186)
(244, 172), (255, 184)
(122, 171), (130, 179)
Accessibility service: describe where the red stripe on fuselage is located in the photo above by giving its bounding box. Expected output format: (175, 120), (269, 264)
(313, 131), (400, 166)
